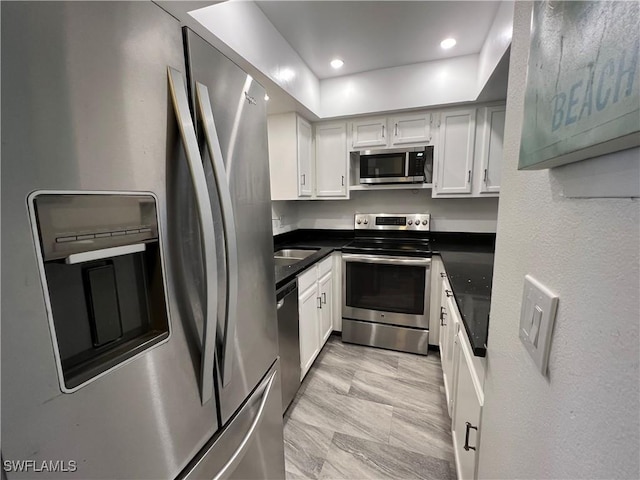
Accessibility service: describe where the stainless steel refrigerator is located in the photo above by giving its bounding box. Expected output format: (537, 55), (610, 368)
(1, 2), (284, 479)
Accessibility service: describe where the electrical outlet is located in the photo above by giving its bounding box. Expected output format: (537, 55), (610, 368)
(519, 275), (559, 375)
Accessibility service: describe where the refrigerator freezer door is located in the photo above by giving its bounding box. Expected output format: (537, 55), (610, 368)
(179, 359), (286, 480)
(1, 3), (219, 478)
(184, 29), (280, 425)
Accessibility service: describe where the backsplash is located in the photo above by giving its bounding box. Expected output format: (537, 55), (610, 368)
(271, 201), (299, 235)
(272, 189), (499, 234)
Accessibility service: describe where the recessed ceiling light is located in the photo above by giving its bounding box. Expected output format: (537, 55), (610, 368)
(275, 68), (295, 82)
(330, 59), (344, 69)
(440, 38), (457, 50)
(264, 93), (270, 101)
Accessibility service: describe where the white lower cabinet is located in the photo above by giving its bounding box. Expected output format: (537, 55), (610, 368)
(440, 280), (458, 416)
(319, 270), (333, 344)
(436, 261), (486, 480)
(451, 332), (483, 480)
(299, 282), (321, 377)
(298, 256), (334, 380)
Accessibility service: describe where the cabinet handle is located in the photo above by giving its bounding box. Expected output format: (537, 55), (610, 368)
(440, 306), (447, 326)
(381, 125), (385, 138)
(394, 123), (398, 136)
(440, 272), (446, 278)
(322, 292), (327, 304)
(467, 170), (471, 183)
(483, 169), (488, 182)
(341, 175), (345, 186)
(464, 422), (478, 451)
(301, 174), (306, 185)
(445, 289), (453, 298)
(317, 297), (322, 309)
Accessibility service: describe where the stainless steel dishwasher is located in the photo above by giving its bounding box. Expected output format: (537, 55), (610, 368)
(276, 279), (301, 414)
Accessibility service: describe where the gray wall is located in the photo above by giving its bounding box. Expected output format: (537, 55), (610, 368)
(478, 2), (640, 479)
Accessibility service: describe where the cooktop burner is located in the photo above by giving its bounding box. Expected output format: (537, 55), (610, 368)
(344, 213), (432, 257)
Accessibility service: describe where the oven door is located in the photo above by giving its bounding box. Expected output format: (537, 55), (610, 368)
(342, 254), (431, 329)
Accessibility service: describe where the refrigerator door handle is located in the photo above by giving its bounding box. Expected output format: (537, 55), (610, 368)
(195, 82), (239, 388)
(168, 67), (218, 405)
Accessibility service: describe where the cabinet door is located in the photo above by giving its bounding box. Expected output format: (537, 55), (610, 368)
(439, 283), (453, 415)
(351, 118), (388, 149)
(297, 116), (313, 197)
(391, 113), (431, 145)
(451, 334), (483, 480)
(316, 123), (347, 197)
(479, 106), (505, 194)
(299, 284), (320, 380)
(444, 292), (460, 416)
(319, 271), (333, 344)
(434, 109), (476, 196)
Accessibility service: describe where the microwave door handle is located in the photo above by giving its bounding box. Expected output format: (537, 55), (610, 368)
(405, 152), (410, 177)
(168, 67), (218, 405)
(196, 82), (239, 388)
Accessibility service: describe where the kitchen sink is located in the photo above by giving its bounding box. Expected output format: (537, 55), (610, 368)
(273, 249), (318, 260)
(274, 257), (302, 267)
(273, 248), (319, 268)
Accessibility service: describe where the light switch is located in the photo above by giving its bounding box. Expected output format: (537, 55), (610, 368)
(530, 306), (542, 347)
(519, 275), (559, 375)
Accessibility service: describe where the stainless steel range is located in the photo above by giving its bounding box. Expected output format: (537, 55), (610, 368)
(342, 213), (432, 355)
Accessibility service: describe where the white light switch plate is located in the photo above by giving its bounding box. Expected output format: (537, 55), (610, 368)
(519, 275), (559, 375)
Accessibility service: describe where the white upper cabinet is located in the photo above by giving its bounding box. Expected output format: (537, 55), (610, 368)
(267, 112), (314, 200)
(297, 116), (313, 197)
(351, 117), (388, 149)
(478, 105), (505, 194)
(390, 113), (432, 146)
(433, 108), (476, 197)
(315, 122), (348, 197)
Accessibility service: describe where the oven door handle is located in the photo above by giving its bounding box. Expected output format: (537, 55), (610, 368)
(342, 254), (431, 266)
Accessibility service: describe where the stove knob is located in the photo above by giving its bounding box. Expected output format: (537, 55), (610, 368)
(422, 219), (428, 226)
(415, 218), (421, 225)
(363, 219), (369, 224)
(408, 220), (413, 225)
(356, 218), (362, 224)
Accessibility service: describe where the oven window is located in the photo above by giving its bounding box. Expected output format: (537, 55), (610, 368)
(361, 154), (405, 178)
(345, 262), (425, 314)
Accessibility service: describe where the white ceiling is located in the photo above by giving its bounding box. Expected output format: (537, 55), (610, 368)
(255, 1), (501, 79)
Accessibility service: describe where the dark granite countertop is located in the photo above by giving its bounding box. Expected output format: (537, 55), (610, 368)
(438, 251), (494, 357)
(430, 233), (495, 357)
(272, 229), (495, 356)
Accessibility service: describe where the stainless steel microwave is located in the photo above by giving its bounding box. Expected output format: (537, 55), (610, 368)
(358, 146), (433, 184)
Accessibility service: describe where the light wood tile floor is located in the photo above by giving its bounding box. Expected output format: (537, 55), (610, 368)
(283, 336), (456, 480)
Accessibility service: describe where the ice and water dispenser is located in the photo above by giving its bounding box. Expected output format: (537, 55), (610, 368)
(30, 193), (170, 391)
